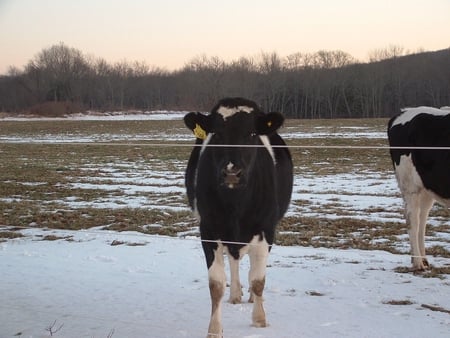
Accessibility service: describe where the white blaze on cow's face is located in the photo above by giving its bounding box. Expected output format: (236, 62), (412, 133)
(217, 105), (254, 120)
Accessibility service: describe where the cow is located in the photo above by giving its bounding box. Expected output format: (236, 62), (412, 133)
(387, 106), (450, 271)
(184, 97), (293, 337)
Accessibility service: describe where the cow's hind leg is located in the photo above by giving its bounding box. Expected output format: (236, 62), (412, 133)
(417, 193), (434, 268)
(248, 236), (269, 328)
(405, 192), (430, 271)
(204, 242), (226, 338)
(228, 254), (243, 304)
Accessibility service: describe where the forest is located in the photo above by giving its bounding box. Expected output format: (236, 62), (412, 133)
(0, 43), (449, 118)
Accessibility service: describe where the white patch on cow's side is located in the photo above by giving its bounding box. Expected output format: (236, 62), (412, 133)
(259, 135), (276, 164)
(391, 106), (449, 127)
(395, 154), (424, 195)
(217, 105), (254, 120)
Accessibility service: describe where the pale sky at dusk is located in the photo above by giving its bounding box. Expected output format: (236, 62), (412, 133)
(0, 0), (449, 74)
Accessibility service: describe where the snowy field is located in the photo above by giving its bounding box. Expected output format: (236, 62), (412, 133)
(1, 113), (449, 337)
(1, 228), (450, 338)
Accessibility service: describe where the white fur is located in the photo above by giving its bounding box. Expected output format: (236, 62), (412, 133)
(217, 105), (254, 120)
(227, 255), (242, 304)
(391, 106), (449, 127)
(259, 135), (276, 164)
(248, 235), (269, 327)
(207, 244), (226, 337)
(395, 154), (424, 195)
(200, 133), (214, 155)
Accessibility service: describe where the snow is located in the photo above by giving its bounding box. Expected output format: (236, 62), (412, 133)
(1, 228), (449, 338)
(0, 111), (187, 121)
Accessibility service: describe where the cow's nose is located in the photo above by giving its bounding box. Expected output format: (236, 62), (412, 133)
(222, 164), (242, 189)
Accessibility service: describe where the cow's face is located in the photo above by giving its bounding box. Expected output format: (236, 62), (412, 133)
(185, 98), (284, 190)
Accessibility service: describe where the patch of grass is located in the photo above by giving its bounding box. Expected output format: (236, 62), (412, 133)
(0, 231), (24, 239)
(42, 234), (73, 241)
(306, 290), (325, 296)
(421, 304), (450, 314)
(110, 240), (147, 246)
(427, 245), (450, 257)
(276, 216), (407, 254)
(382, 299), (414, 306)
(394, 265), (450, 279)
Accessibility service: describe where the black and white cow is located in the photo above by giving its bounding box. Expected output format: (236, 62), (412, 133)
(388, 106), (450, 270)
(184, 97), (293, 337)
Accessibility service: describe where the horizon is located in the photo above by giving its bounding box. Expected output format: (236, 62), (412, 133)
(1, 0), (449, 75)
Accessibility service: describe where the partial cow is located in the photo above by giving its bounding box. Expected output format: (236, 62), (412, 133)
(184, 97), (293, 337)
(387, 106), (450, 270)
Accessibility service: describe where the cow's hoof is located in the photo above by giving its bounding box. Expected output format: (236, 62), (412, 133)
(252, 319), (267, 328)
(411, 257), (430, 271)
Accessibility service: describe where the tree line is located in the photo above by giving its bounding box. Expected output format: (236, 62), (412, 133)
(0, 43), (449, 118)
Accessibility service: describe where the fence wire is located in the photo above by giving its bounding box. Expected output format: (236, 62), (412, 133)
(1, 140), (450, 150)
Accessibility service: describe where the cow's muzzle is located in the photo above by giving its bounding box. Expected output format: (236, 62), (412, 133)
(221, 166), (242, 189)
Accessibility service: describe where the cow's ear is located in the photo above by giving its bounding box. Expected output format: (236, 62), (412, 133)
(256, 112), (284, 135)
(184, 112), (211, 140)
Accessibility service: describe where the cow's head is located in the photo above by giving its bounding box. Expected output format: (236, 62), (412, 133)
(184, 97), (284, 189)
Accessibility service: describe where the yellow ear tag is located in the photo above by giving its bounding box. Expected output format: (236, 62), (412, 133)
(193, 123), (207, 140)
(267, 121), (272, 127)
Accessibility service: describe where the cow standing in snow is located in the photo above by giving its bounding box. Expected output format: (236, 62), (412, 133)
(184, 97), (293, 337)
(387, 107), (450, 270)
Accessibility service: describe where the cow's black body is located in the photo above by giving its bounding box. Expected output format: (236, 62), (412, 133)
(388, 107), (450, 270)
(184, 97), (293, 337)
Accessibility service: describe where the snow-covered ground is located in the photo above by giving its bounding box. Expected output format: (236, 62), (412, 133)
(1, 228), (449, 338)
(1, 113), (449, 337)
(0, 110), (187, 121)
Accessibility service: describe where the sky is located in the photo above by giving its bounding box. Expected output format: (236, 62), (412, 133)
(0, 0), (449, 74)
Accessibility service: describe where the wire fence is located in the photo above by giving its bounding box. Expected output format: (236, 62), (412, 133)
(1, 140), (450, 150)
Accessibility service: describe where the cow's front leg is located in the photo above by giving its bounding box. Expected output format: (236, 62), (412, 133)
(204, 242), (226, 338)
(248, 236), (269, 328)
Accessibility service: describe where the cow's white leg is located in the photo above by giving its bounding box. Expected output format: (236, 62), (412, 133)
(418, 192), (434, 268)
(248, 236), (269, 328)
(404, 194), (427, 270)
(228, 255), (242, 304)
(207, 244), (226, 338)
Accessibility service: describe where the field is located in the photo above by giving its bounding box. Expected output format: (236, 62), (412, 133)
(1, 115), (450, 337)
(1, 117), (449, 259)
